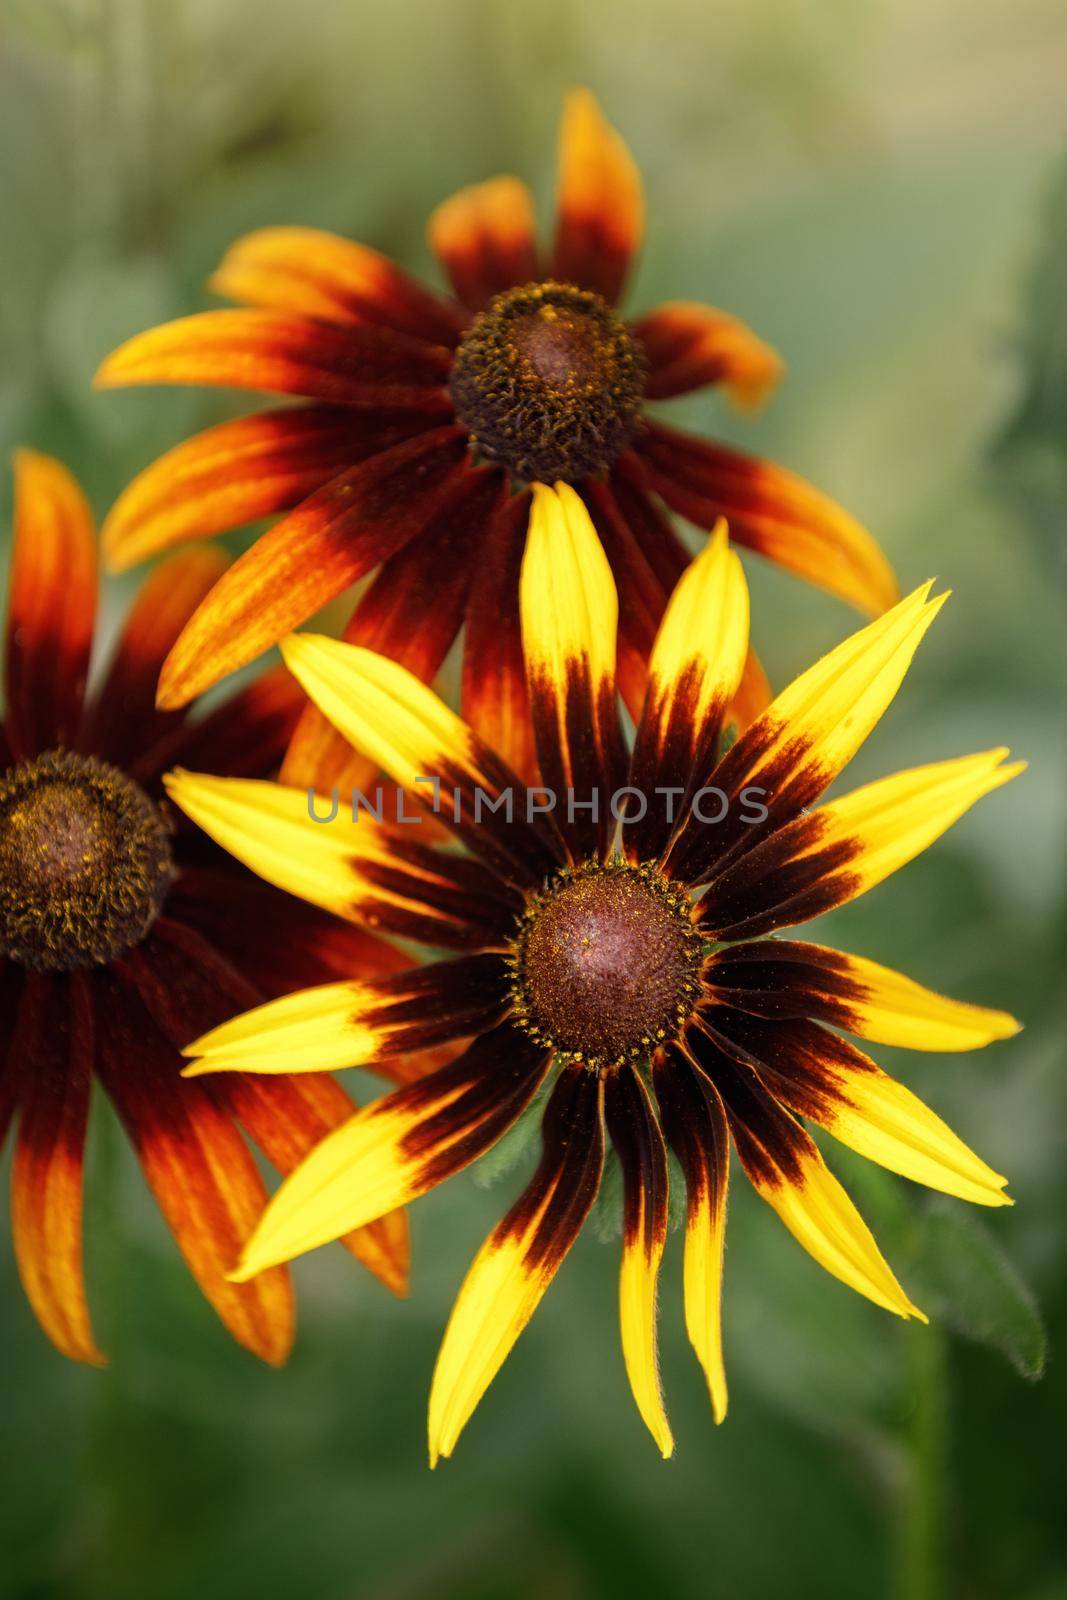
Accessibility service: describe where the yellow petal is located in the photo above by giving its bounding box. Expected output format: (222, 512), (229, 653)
(753, 582), (946, 786)
(520, 483), (625, 855)
(279, 634), (559, 884)
(183, 956), (507, 1077)
(522, 482), (618, 716)
(652, 1051), (729, 1422)
(703, 750), (1026, 941)
(821, 949), (1020, 1051)
(428, 1065), (604, 1465)
(231, 1030), (549, 1281)
(164, 770), (497, 946)
(668, 583), (949, 884)
(819, 1063), (1011, 1207)
(753, 1140), (925, 1320)
(637, 520), (749, 772)
(799, 750), (1027, 907)
(705, 941), (1021, 1053)
(606, 1065), (673, 1457)
(182, 983), (384, 1076)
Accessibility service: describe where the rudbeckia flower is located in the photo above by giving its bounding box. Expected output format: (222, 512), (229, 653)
(96, 88), (897, 784)
(0, 451), (415, 1366)
(168, 485), (1020, 1460)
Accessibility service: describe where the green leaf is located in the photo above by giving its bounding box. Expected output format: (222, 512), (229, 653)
(819, 1149), (1046, 1383)
(590, 1149), (623, 1242)
(470, 1093), (543, 1189)
(905, 1201), (1047, 1382)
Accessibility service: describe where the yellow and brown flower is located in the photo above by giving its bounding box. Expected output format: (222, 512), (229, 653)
(0, 451), (422, 1367)
(95, 88), (897, 785)
(169, 485), (1020, 1460)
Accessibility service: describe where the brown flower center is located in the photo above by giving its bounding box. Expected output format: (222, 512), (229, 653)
(509, 861), (702, 1066)
(0, 751), (175, 971)
(449, 282), (646, 483)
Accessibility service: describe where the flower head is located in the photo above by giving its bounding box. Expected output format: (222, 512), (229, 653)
(95, 88), (896, 787)
(0, 451), (417, 1366)
(170, 486), (1021, 1459)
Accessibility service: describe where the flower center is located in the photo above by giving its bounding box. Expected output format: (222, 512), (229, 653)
(509, 861), (702, 1066)
(449, 281), (646, 484)
(0, 751), (175, 971)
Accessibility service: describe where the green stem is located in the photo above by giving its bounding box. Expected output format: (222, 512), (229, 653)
(895, 1321), (951, 1600)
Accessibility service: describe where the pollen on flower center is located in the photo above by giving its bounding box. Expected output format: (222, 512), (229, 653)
(449, 281), (647, 484)
(508, 861), (703, 1066)
(0, 750), (175, 971)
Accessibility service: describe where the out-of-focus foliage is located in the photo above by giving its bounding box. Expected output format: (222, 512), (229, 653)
(1, 3), (1065, 1598)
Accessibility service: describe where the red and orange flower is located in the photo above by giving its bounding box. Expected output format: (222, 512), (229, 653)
(95, 88), (897, 788)
(168, 486), (1019, 1460)
(0, 451), (414, 1366)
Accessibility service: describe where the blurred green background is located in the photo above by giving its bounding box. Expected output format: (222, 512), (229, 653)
(1, 2), (1065, 1596)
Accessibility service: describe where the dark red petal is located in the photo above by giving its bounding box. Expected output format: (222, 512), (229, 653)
(143, 665), (307, 788)
(634, 301), (782, 405)
(166, 866), (411, 999)
(10, 972), (103, 1365)
(93, 970), (295, 1364)
(5, 451), (97, 759)
(81, 546), (229, 768)
(461, 485), (537, 782)
(581, 475), (667, 723)
(0, 962), (26, 1156)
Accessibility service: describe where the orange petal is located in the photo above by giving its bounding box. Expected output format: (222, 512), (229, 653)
(6, 450), (97, 758)
(280, 462), (503, 794)
(210, 226), (465, 343)
(634, 301), (783, 407)
(728, 645), (772, 737)
(95, 310), (454, 408)
(428, 176), (539, 311)
(96, 975), (295, 1364)
(552, 87), (644, 304)
(154, 427), (468, 709)
(81, 545), (229, 766)
(10, 974), (104, 1365)
(636, 422), (899, 617)
(102, 406), (436, 573)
